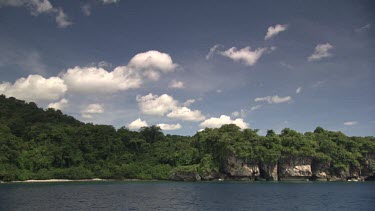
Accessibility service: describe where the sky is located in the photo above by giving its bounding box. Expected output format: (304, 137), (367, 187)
(0, 0), (374, 136)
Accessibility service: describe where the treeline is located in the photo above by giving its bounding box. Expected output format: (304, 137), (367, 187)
(0, 95), (374, 181)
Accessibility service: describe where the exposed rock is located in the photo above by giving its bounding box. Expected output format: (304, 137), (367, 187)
(328, 176), (346, 181)
(259, 162), (278, 181)
(224, 154), (260, 178)
(287, 165), (312, 177)
(200, 171), (222, 181)
(360, 153), (375, 179)
(169, 171), (201, 181)
(311, 159), (330, 180)
(278, 157), (313, 179)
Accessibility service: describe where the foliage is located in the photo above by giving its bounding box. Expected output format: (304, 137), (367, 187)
(0, 95), (374, 181)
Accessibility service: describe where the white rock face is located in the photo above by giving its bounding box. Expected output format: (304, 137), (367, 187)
(286, 165), (312, 177)
(225, 154), (260, 177)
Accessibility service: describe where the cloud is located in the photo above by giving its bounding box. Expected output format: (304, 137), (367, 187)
(232, 109), (248, 118)
(136, 93), (205, 121)
(355, 23), (371, 32)
(167, 106), (205, 122)
(48, 98), (68, 110)
(344, 121), (358, 126)
(206, 44), (222, 60)
(0, 0), (23, 7)
(199, 115), (249, 129)
(250, 105), (262, 111)
(219, 46), (273, 66)
(308, 43), (333, 61)
(232, 111), (240, 117)
(312, 80), (326, 88)
(97, 61), (112, 69)
(81, 0), (121, 16)
(168, 80), (184, 89)
(26, 0), (54, 15)
(183, 99), (195, 107)
(100, 0), (120, 4)
(0, 50), (177, 101)
(136, 93), (178, 116)
(157, 123), (182, 131)
(55, 8), (72, 28)
(142, 70), (160, 81)
(81, 3), (91, 16)
(280, 61), (294, 70)
(128, 118), (148, 130)
(9, 0), (55, 16)
(0, 49), (47, 75)
(265, 24), (288, 40)
(128, 50), (177, 73)
(83, 104), (104, 114)
(62, 66), (142, 94)
(254, 95), (292, 104)
(81, 104), (104, 118)
(296, 87), (302, 94)
(0, 75), (67, 102)
(0, 0), (72, 28)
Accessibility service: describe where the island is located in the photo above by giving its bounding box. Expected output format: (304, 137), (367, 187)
(0, 95), (374, 182)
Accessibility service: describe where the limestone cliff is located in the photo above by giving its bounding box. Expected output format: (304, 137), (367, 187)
(259, 162), (278, 181)
(170, 154), (375, 181)
(223, 154), (260, 179)
(278, 157), (313, 180)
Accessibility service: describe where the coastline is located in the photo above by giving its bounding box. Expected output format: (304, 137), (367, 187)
(1, 178), (369, 184)
(2, 178), (147, 183)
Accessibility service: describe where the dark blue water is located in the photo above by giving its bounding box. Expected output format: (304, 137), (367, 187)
(0, 181), (374, 210)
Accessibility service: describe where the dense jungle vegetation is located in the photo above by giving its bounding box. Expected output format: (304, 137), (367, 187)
(0, 95), (374, 181)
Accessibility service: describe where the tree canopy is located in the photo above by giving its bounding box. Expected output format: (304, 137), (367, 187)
(0, 95), (374, 181)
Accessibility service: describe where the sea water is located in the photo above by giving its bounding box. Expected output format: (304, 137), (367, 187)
(1, 181), (374, 210)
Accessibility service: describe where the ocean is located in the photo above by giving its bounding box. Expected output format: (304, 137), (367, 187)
(1, 181), (374, 210)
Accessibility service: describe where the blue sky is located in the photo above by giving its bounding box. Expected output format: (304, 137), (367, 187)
(0, 0), (374, 136)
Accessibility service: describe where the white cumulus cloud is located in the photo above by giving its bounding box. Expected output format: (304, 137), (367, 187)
(199, 115), (249, 129)
(136, 93), (205, 121)
(167, 106), (205, 122)
(128, 118), (148, 130)
(0, 74), (67, 102)
(265, 24), (288, 40)
(128, 50), (177, 73)
(157, 123), (181, 131)
(296, 87), (302, 94)
(219, 46), (273, 66)
(83, 104), (104, 113)
(254, 95), (292, 104)
(62, 66), (142, 94)
(81, 104), (104, 118)
(308, 43), (333, 61)
(48, 98), (68, 110)
(136, 93), (178, 116)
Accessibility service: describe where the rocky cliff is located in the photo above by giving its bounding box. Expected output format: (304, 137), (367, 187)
(223, 154), (260, 179)
(170, 154), (375, 181)
(278, 157), (313, 180)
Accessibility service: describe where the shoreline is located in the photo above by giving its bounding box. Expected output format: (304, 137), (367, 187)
(2, 178), (148, 183)
(1, 178), (369, 184)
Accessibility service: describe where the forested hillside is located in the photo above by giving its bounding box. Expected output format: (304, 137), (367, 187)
(0, 95), (374, 181)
